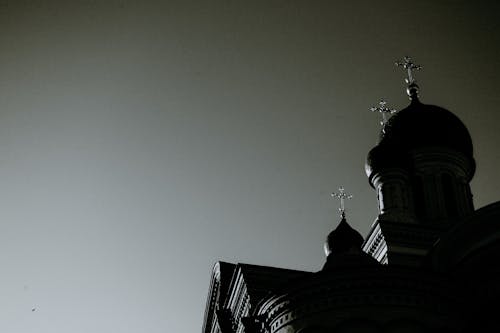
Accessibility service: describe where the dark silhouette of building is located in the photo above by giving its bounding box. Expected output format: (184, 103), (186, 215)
(201, 59), (500, 333)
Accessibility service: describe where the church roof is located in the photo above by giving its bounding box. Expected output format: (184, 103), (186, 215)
(223, 263), (311, 310)
(379, 99), (473, 157)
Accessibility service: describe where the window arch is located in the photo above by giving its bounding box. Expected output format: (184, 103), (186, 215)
(442, 173), (458, 218)
(413, 175), (425, 219)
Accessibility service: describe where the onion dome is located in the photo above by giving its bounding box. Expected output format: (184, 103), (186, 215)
(366, 99), (476, 182)
(324, 213), (364, 256)
(380, 99), (473, 157)
(367, 55), (475, 179)
(322, 213), (379, 270)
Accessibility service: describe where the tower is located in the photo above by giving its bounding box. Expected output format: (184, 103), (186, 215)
(363, 57), (476, 265)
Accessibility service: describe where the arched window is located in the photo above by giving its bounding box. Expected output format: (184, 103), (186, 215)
(442, 173), (458, 218)
(413, 175), (425, 219)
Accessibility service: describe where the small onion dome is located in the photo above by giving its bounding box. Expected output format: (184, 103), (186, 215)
(366, 99), (476, 183)
(324, 214), (364, 256)
(322, 214), (379, 270)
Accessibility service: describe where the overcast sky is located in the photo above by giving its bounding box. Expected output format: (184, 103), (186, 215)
(0, 1), (499, 333)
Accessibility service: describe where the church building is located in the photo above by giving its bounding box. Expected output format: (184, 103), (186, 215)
(201, 57), (500, 333)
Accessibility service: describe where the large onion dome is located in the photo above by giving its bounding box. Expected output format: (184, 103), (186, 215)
(366, 99), (476, 182)
(380, 99), (473, 157)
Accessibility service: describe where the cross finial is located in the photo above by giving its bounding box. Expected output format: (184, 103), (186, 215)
(331, 186), (353, 217)
(395, 56), (421, 84)
(370, 99), (396, 126)
(395, 56), (422, 100)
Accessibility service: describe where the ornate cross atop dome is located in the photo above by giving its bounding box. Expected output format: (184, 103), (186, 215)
(331, 186), (353, 217)
(396, 56), (421, 84)
(370, 99), (396, 126)
(396, 56), (422, 100)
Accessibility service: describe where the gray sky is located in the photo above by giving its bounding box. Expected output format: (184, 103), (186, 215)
(0, 1), (499, 332)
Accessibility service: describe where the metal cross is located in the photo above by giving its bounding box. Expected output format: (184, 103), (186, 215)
(370, 99), (396, 126)
(331, 186), (353, 216)
(395, 56), (421, 84)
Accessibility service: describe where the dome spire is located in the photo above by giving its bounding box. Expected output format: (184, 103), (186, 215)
(395, 56), (422, 101)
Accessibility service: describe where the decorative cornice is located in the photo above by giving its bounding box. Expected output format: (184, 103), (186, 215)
(221, 264), (310, 333)
(363, 218), (447, 264)
(258, 268), (460, 333)
(202, 262), (237, 333)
